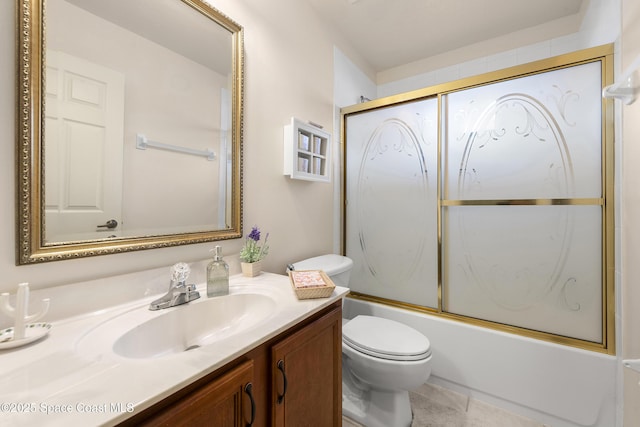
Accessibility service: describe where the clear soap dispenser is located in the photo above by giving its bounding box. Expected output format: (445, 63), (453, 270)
(207, 246), (229, 297)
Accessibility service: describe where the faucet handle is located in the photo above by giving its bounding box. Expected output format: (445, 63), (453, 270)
(171, 262), (191, 283)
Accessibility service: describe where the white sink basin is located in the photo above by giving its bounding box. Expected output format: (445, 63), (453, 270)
(75, 290), (277, 359)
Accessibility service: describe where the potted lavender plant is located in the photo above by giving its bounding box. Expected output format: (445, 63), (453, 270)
(239, 226), (269, 277)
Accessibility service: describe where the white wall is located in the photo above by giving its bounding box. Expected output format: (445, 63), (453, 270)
(0, 0), (339, 294)
(331, 47), (376, 251)
(377, 0), (620, 97)
(621, 0), (640, 424)
(333, 48), (376, 110)
(375, 3), (587, 87)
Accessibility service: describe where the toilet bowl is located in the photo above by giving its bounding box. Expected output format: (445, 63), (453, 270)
(290, 254), (432, 427)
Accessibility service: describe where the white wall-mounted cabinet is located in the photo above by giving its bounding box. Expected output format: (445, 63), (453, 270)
(284, 117), (331, 182)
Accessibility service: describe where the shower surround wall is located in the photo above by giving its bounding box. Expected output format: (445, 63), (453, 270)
(334, 0), (622, 421)
(341, 48), (616, 426)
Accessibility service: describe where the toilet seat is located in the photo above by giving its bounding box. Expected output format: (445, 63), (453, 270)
(342, 315), (431, 361)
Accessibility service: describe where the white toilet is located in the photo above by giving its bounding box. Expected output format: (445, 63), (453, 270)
(290, 254), (432, 427)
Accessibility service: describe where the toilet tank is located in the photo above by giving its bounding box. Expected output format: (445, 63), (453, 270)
(291, 254), (353, 287)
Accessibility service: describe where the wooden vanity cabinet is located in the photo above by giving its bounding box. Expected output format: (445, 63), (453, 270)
(122, 360), (256, 427)
(272, 304), (342, 426)
(118, 301), (342, 427)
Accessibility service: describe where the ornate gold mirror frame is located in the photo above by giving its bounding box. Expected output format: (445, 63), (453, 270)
(16, 0), (244, 264)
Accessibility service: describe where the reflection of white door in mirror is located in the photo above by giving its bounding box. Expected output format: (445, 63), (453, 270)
(44, 51), (125, 243)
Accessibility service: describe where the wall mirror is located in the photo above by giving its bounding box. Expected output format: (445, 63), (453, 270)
(16, 0), (244, 264)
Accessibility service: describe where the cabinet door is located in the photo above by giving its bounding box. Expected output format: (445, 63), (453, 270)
(138, 360), (256, 427)
(272, 306), (342, 427)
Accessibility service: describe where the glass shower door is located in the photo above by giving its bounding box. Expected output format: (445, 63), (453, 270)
(344, 98), (439, 308)
(441, 62), (604, 342)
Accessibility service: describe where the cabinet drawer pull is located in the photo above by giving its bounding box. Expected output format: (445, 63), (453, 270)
(244, 382), (256, 426)
(276, 359), (288, 404)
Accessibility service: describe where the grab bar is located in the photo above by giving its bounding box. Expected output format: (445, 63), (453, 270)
(136, 133), (216, 161)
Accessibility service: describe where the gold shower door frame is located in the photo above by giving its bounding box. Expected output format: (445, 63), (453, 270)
(341, 44), (615, 354)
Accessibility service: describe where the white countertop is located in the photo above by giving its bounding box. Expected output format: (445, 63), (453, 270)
(0, 272), (348, 427)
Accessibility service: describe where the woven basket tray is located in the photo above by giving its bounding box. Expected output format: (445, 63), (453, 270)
(288, 270), (336, 300)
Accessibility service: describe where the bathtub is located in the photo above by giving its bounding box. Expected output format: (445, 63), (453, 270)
(343, 298), (618, 427)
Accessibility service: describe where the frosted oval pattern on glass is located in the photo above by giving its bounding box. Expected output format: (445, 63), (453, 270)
(442, 61), (605, 343)
(444, 205), (603, 342)
(444, 62), (602, 200)
(345, 99), (438, 308)
(449, 94), (578, 317)
(457, 94), (574, 199)
(450, 205), (573, 311)
(343, 51), (611, 348)
(357, 119), (428, 284)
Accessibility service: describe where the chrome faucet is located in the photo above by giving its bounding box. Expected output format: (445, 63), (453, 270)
(149, 262), (200, 311)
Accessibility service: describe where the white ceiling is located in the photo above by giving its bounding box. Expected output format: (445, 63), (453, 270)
(307, 0), (585, 72)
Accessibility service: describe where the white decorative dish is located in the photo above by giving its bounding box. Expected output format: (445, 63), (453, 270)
(0, 323), (52, 350)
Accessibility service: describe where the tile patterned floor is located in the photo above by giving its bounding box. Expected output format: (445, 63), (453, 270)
(343, 383), (547, 427)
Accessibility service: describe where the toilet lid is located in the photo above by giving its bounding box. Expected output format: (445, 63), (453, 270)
(342, 315), (431, 361)
(292, 254), (353, 276)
